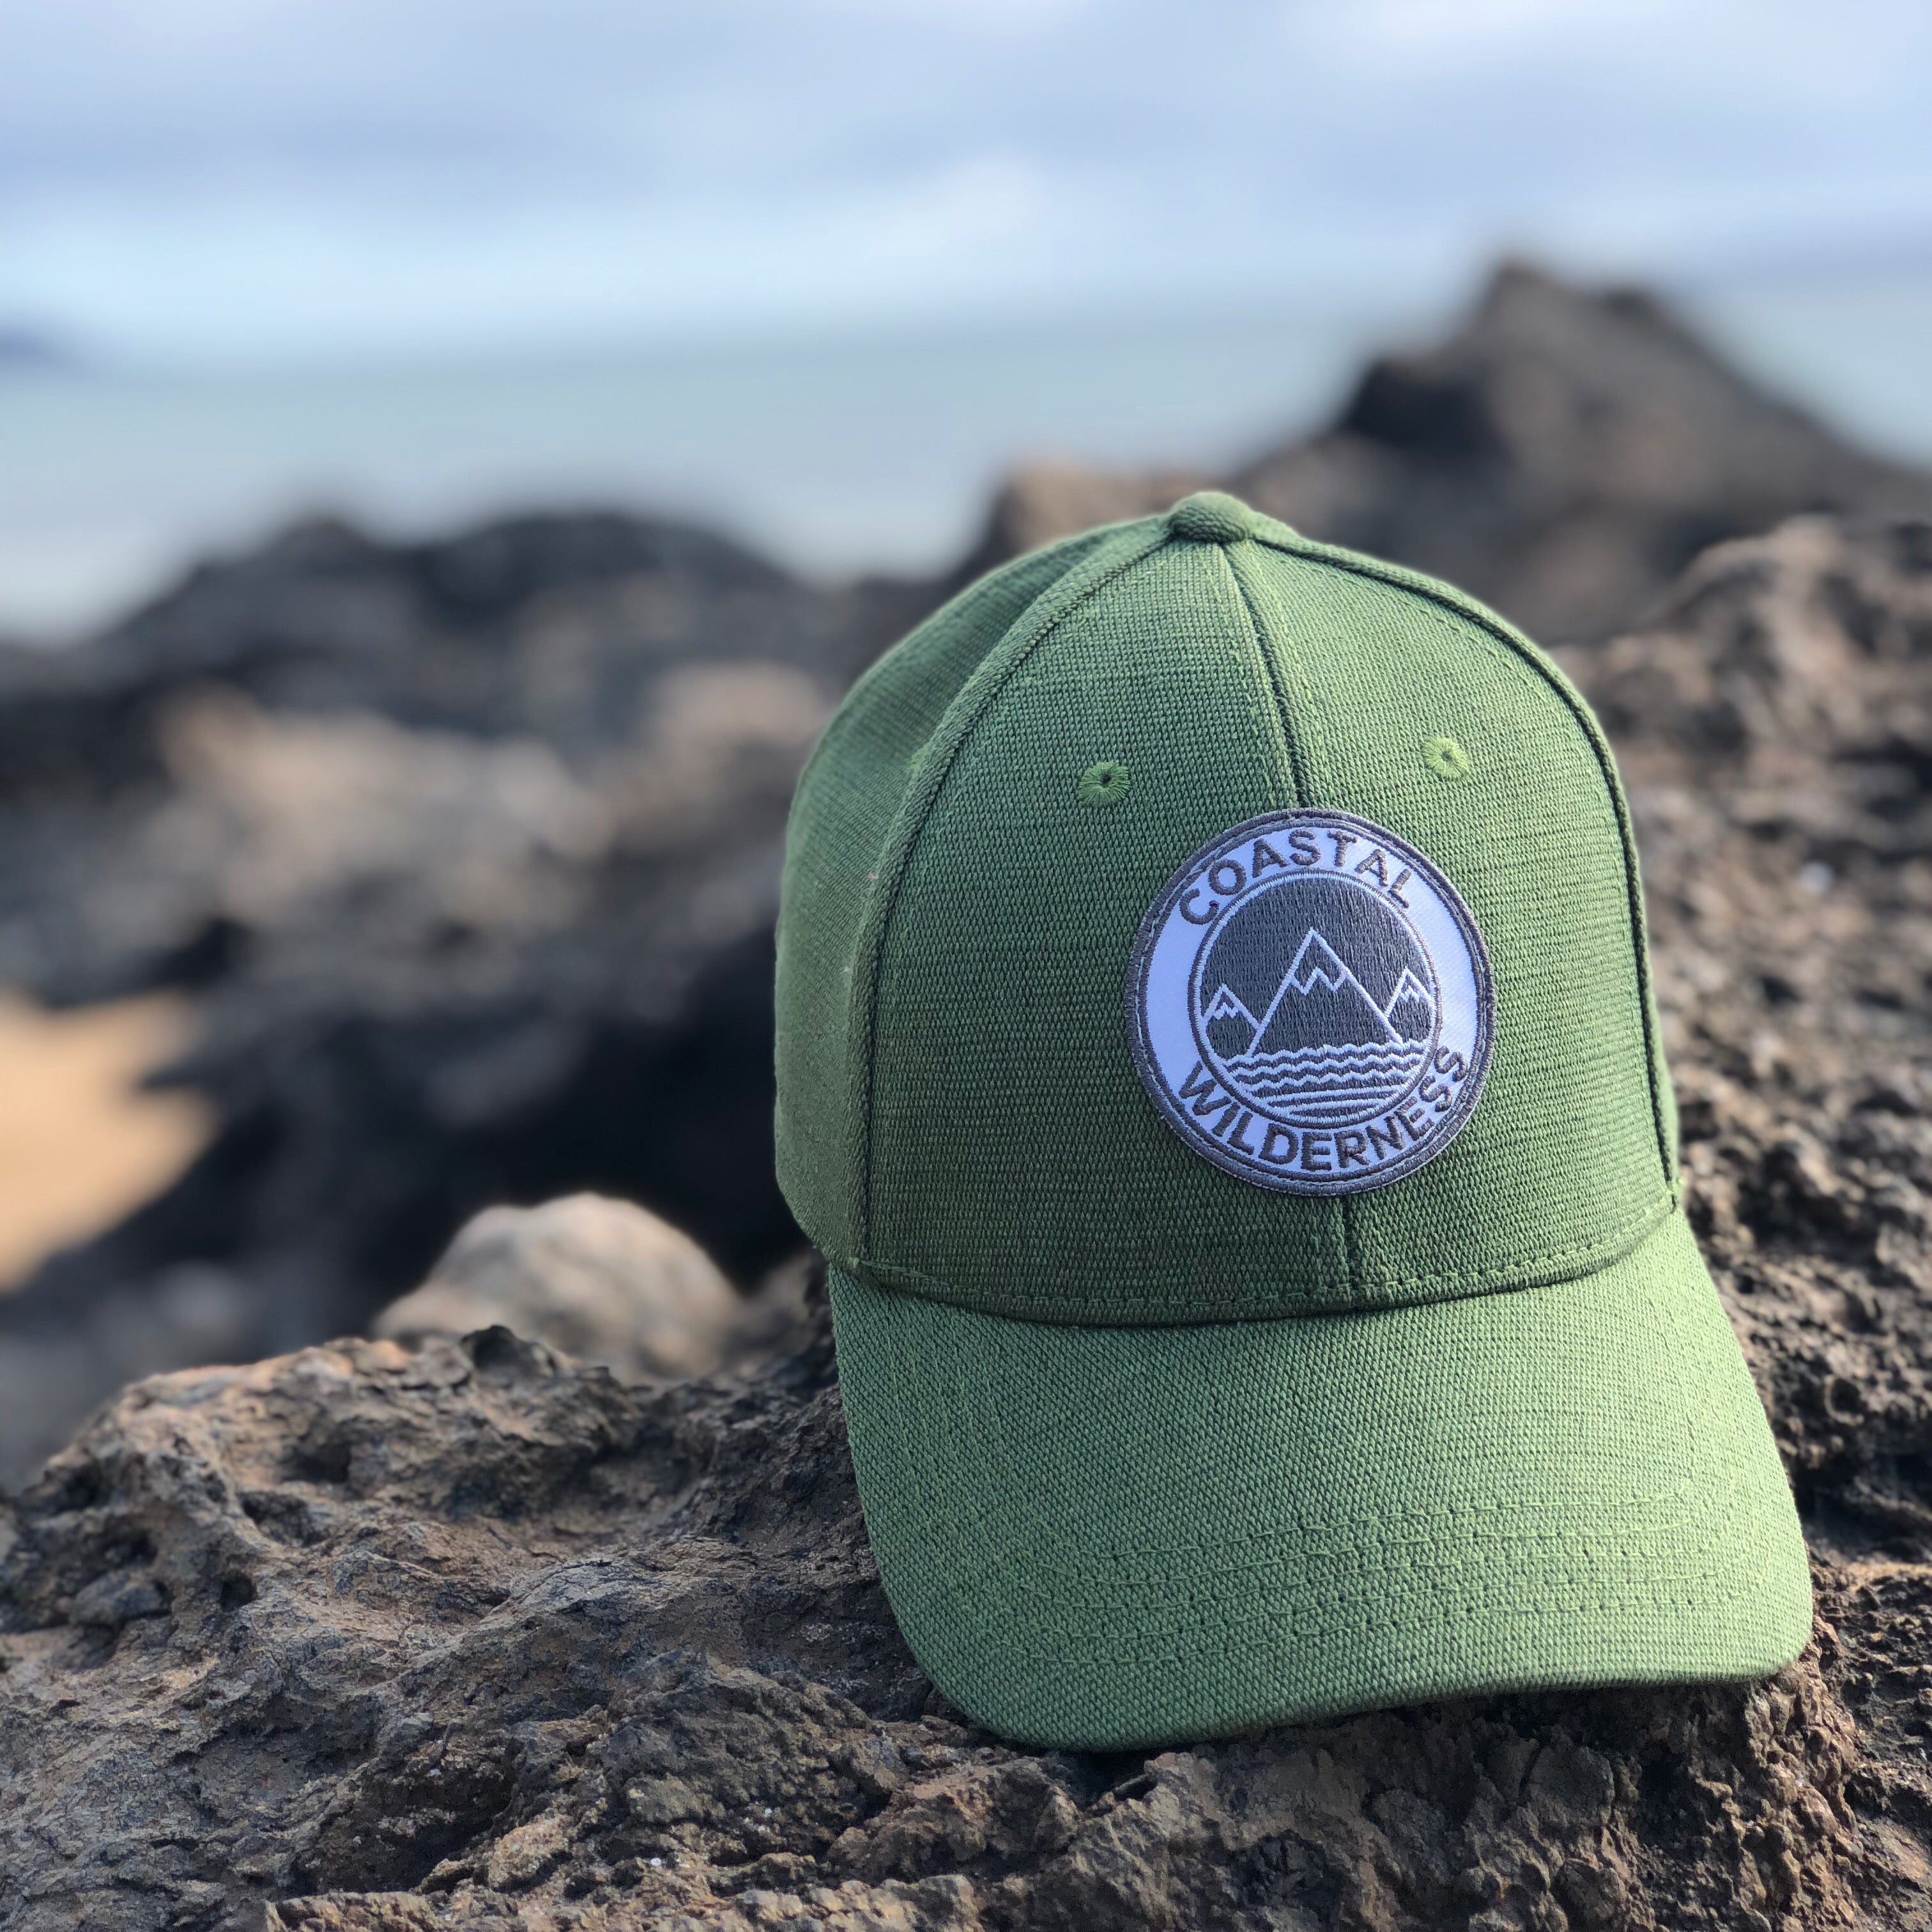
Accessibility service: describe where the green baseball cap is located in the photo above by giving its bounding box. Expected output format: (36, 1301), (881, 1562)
(775, 489), (1811, 1751)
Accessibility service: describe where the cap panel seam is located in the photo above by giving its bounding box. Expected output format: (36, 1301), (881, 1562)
(1248, 524), (1673, 1196)
(779, 519), (1140, 1262)
(1217, 547), (1307, 810)
(845, 519), (1174, 1261)
(786, 522), (1125, 816)
(1220, 544), (1366, 1290)
(834, 1179), (1675, 1324)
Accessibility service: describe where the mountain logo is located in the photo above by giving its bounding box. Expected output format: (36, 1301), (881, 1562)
(1128, 808), (1493, 1195)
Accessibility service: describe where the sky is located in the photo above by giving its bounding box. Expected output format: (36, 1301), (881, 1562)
(5, 0), (1932, 365)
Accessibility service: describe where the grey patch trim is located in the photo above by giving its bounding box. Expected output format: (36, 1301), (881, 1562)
(1128, 808), (1494, 1196)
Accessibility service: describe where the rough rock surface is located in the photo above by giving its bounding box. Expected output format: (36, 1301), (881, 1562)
(5, 515), (1932, 1928)
(372, 1195), (743, 1381)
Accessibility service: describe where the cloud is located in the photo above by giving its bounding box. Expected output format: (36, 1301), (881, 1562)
(3, 0), (1929, 360)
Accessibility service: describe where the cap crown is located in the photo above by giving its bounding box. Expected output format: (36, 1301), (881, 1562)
(776, 506), (1675, 1324)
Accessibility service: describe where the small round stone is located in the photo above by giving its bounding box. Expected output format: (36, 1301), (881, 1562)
(1166, 491), (1255, 544)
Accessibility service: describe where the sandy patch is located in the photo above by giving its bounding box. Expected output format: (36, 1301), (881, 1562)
(0, 990), (214, 1288)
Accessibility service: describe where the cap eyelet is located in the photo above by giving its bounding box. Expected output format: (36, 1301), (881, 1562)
(1423, 735), (1471, 781)
(1078, 760), (1131, 807)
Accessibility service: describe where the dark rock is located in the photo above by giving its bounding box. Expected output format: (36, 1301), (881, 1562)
(0, 510), (916, 999)
(1, 510), (791, 788)
(1556, 518), (1932, 1590)
(1257, 264), (1928, 643)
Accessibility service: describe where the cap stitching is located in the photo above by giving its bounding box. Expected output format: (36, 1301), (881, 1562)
(782, 519), (1133, 1262)
(864, 1360), (1769, 1669)
(1246, 519), (1673, 1193)
(924, 1582), (1807, 1744)
(929, 1572), (1780, 1678)
(945, 1494), (1711, 1576)
(875, 1411), (1778, 1671)
(1219, 546), (1307, 809)
(899, 1467), (1766, 1645)
(790, 521), (1124, 815)
(850, 1238), (1714, 1572)
(933, 1531), (1747, 1635)
(835, 1180), (1674, 1322)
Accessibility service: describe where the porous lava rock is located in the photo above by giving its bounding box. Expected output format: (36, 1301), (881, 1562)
(6, 515), (1932, 1928)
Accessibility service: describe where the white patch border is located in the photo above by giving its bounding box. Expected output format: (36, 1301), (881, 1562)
(1126, 808), (1494, 1195)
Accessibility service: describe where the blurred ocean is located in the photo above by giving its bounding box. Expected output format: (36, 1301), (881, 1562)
(6, 273), (1931, 643)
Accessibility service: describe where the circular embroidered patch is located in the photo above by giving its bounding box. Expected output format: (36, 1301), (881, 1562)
(1128, 809), (1493, 1193)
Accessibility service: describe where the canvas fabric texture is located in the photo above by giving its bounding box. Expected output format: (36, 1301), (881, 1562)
(774, 491), (1811, 1750)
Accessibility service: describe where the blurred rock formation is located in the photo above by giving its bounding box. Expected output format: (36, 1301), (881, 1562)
(946, 461), (1206, 588)
(3, 262), (1931, 1484)
(966, 263), (1932, 643)
(0, 519), (924, 1476)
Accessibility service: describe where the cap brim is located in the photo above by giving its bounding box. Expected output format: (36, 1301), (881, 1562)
(830, 1208), (1811, 1751)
